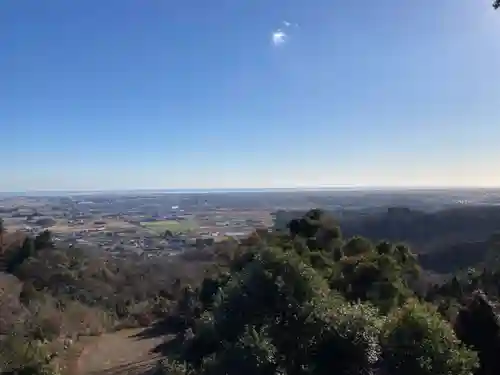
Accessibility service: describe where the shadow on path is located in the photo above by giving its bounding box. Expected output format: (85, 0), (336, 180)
(78, 328), (165, 375)
(129, 321), (170, 341)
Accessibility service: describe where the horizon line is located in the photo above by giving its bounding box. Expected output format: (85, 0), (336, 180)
(2, 185), (500, 196)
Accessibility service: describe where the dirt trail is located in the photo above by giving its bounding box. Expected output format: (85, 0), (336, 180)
(77, 328), (165, 375)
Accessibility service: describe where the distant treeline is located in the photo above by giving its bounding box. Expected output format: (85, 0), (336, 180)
(274, 206), (500, 274)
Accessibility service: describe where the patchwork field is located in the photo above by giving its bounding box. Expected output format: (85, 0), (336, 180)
(49, 219), (138, 234)
(140, 219), (198, 234)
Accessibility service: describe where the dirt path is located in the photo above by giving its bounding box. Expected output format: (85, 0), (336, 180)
(77, 328), (166, 375)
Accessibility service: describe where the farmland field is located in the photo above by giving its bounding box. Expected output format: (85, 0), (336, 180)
(140, 219), (198, 234)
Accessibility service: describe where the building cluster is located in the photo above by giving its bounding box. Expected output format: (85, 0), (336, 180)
(0, 195), (274, 259)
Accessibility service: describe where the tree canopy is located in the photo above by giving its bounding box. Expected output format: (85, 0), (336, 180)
(5, 208), (500, 375)
(155, 209), (485, 375)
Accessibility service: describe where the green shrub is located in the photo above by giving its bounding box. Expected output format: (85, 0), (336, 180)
(0, 335), (59, 375)
(381, 299), (479, 375)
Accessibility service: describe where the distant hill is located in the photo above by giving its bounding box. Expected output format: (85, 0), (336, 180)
(341, 206), (500, 253)
(418, 240), (491, 274)
(274, 206), (500, 274)
(275, 206), (500, 253)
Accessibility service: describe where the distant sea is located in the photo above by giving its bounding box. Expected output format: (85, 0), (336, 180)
(1, 186), (499, 198)
(0, 188), (343, 197)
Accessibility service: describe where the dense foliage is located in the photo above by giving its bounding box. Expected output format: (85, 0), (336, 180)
(5, 202), (500, 375)
(0, 230), (211, 375)
(2, 231), (212, 324)
(154, 209), (491, 375)
(276, 207), (500, 274)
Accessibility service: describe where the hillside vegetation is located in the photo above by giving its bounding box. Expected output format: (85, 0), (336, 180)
(151, 209), (500, 375)
(3, 204), (500, 375)
(275, 206), (500, 274)
(0, 224), (212, 375)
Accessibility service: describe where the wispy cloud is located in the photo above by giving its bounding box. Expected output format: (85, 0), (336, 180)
(272, 29), (287, 46)
(283, 20), (298, 28)
(271, 21), (298, 47)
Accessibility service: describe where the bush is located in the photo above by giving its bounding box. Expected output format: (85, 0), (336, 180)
(153, 358), (190, 375)
(381, 299), (479, 375)
(306, 300), (385, 375)
(135, 312), (154, 327)
(0, 288), (26, 334)
(61, 301), (113, 336)
(0, 335), (60, 375)
(23, 301), (64, 342)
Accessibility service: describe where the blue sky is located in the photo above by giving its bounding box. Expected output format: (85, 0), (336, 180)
(1, 0), (499, 191)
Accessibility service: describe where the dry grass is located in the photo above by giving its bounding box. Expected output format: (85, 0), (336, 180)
(0, 272), (26, 334)
(2, 231), (27, 250)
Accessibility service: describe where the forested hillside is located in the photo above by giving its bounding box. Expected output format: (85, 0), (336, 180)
(0, 225), (214, 375)
(151, 209), (500, 375)
(4, 207), (500, 375)
(275, 206), (500, 249)
(275, 206), (500, 274)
